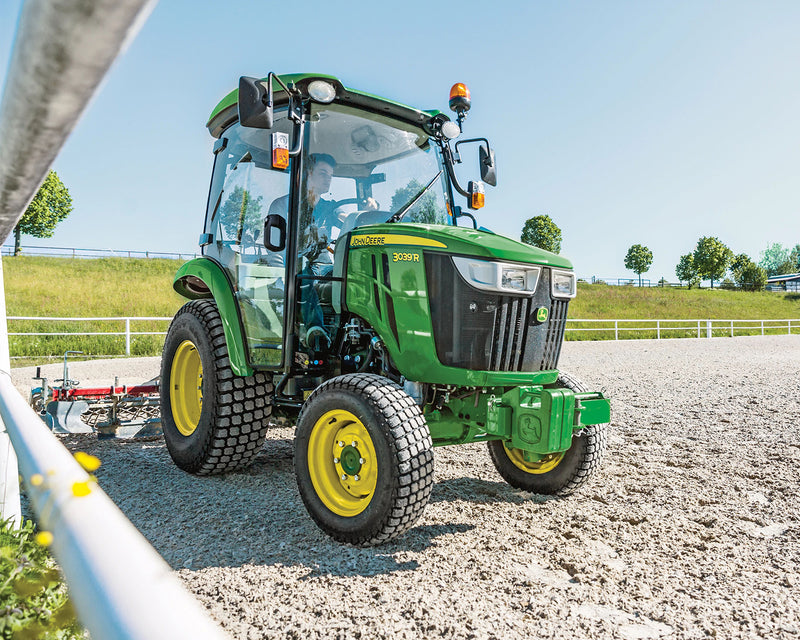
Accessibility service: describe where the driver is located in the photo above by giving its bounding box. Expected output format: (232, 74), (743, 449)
(268, 153), (379, 352)
(267, 154), (349, 351)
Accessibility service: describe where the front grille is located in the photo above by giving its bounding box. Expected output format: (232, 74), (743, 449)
(425, 254), (568, 372)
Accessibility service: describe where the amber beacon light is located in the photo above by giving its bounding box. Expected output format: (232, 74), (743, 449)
(449, 83), (471, 130)
(449, 83), (471, 112)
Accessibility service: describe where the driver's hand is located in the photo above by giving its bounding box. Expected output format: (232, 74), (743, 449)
(365, 197), (379, 211)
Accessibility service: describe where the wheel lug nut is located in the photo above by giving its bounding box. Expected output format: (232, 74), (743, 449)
(359, 458), (365, 464)
(338, 441), (344, 447)
(354, 475), (360, 481)
(341, 474), (348, 481)
(333, 457), (340, 464)
(351, 441), (357, 447)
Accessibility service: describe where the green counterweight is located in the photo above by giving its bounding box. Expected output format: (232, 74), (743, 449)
(424, 385), (610, 456)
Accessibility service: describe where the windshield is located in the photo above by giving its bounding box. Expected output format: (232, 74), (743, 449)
(306, 103), (451, 234)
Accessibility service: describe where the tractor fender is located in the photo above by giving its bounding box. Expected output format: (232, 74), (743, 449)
(172, 258), (253, 377)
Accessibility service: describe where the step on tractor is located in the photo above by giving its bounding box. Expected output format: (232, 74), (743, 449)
(161, 73), (610, 545)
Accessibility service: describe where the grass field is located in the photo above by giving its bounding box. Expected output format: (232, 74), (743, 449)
(568, 282), (800, 340)
(4, 256), (184, 362)
(3, 257), (799, 360)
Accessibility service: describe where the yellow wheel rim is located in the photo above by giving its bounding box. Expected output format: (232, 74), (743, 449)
(170, 340), (203, 436)
(504, 444), (564, 474)
(307, 409), (378, 517)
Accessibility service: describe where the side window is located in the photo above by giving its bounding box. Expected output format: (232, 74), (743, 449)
(217, 163), (285, 254)
(204, 112), (294, 258)
(202, 114), (295, 369)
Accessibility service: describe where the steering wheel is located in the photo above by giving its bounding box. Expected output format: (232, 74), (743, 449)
(353, 209), (392, 227)
(331, 198), (361, 208)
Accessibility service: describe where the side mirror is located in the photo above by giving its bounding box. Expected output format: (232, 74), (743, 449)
(238, 76), (273, 129)
(479, 145), (496, 187)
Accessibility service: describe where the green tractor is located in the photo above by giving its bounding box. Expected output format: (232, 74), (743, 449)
(160, 73), (610, 545)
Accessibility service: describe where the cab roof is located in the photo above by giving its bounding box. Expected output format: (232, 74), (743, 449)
(207, 73), (441, 138)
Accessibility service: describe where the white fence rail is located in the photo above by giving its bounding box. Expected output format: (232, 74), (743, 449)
(4, 317), (799, 360)
(8, 316), (173, 357)
(2, 244), (198, 260)
(567, 318), (799, 340)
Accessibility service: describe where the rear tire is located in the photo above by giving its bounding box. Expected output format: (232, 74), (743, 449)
(295, 374), (434, 546)
(160, 299), (273, 475)
(488, 372), (608, 495)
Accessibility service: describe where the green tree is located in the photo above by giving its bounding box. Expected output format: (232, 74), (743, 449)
(730, 253), (767, 291)
(623, 244), (653, 287)
(390, 179), (447, 224)
(758, 243), (791, 276)
(775, 244), (799, 275)
(693, 236), (733, 289)
(13, 170), (73, 256)
(520, 215), (562, 253)
(730, 253), (750, 277)
(675, 253), (700, 288)
(739, 262), (768, 291)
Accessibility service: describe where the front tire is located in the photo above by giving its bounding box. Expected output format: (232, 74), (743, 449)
(488, 372), (608, 495)
(160, 299), (273, 475)
(295, 374), (434, 546)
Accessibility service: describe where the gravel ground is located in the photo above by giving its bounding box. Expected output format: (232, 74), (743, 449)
(15, 335), (800, 639)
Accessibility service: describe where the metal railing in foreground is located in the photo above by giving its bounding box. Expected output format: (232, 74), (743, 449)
(567, 318), (800, 340)
(0, 373), (229, 639)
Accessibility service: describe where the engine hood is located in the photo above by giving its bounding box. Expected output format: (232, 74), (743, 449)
(347, 223), (573, 270)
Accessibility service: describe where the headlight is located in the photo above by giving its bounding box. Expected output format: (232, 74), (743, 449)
(501, 268), (527, 291)
(551, 269), (576, 299)
(453, 257), (541, 295)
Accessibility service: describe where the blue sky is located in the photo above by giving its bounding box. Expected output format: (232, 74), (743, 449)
(1, 1), (798, 281)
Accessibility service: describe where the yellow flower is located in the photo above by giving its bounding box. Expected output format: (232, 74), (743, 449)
(30, 473), (44, 487)
(35, 531), (54, 547)
(74, 451), (101, 472)
(71, 481), (91, 497)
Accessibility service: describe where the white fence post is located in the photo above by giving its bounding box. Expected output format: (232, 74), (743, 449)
(730, 320), (734, 338)
(657, 320), (660, 340)
(125, 318), (131, 356)
(614, 320), (618, 341)
(706, 320), (712, 338)
(697, 320), (701, 339)
(761, 320), (764, 336)
(789, 320), (792, 335)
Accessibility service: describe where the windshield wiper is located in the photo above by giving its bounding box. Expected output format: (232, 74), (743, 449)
(387, 170), (442, 223)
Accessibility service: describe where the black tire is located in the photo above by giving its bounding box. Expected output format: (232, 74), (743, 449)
(295, 373), (434, 546)
(488, 371), (608, 495)
(160, 299), (273, 475)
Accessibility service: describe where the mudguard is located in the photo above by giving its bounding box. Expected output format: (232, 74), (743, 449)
(173, 258), (253, 377)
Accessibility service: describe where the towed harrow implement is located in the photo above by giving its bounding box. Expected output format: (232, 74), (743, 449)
(30, 352), (162, 439)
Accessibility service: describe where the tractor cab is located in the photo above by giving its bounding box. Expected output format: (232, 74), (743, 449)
(198, 74), (490, 379)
